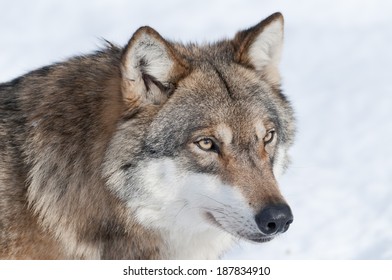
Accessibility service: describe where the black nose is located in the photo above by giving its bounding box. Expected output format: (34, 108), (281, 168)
(255, 204), (293, 235)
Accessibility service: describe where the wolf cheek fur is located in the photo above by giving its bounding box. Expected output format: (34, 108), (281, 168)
(0, 12), (295, 259)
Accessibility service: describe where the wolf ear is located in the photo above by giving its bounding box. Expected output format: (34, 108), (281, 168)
(233, 12), (284, 84)
(121, 26), (189, 106)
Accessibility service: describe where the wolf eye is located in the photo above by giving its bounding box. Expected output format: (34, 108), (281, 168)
(195, 138), (218, 152)
(264, 129), (275, 144)
(197, 138), (213, 150)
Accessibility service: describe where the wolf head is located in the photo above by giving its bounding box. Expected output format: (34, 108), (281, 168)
(104, 13), (295, 248)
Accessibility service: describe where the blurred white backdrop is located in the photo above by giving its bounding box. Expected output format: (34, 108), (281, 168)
(1, 0), (391, 259)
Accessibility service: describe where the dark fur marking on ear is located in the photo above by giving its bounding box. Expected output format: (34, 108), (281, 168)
(141, 72), (175, 97)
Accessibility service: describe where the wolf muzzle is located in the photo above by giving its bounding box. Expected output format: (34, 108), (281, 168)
(255, 204), (293, 235)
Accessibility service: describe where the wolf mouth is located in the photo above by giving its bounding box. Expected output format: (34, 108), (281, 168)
(205, 212), (274, 243)
(248, 236), (275, 243)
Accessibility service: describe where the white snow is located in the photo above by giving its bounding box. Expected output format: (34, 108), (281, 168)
(1, 0), (391, 259)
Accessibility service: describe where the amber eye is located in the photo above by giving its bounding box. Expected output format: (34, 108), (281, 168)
(196, 138), (213, 151)
(195, 138), (220, 153)
(264, 129), (275, 144)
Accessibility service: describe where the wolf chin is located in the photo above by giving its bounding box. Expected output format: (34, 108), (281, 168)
(0, 12), (295, 259)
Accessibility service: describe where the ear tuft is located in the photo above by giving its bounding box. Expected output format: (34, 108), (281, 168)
(121, 26), (188, 106)
(234, 12), (284, 84)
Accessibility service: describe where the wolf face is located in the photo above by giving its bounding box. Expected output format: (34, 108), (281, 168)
(103, 12), (295, 257)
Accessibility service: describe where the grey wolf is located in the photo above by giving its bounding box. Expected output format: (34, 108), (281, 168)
(0, 12), (295, 259)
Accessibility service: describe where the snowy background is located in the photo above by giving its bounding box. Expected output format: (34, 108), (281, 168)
(1, 0), (391, 259)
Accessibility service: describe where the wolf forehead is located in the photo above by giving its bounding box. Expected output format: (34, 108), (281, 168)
(147, 76), (279, 136)
(142, 60), (293, 151)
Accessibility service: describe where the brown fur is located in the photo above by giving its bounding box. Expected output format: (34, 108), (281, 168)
(0, 12), (295, 259)
(0, 48), (162, 259)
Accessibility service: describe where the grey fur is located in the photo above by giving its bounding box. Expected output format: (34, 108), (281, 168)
(0, 12), (295, 259)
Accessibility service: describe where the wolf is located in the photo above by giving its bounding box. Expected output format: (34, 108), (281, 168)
(0, 12), (295, 259)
